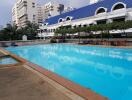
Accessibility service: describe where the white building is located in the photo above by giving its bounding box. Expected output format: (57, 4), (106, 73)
(38, 0), (132, 38)
(41, 2), (64, 20)
(12, 0), (65, 27)
(12, 0), (37, 27)
(12, 4), (19, 25)
(37, 5), (43, 23)
(89, 0), (102, 4)
(63, 7), (76, 13)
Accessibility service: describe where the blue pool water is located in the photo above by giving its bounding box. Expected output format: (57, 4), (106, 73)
(6, 44), (132, 100)
(0, 56), (18, 65)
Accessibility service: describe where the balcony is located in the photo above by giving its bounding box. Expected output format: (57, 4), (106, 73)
(94, 13), (107, 21)
(94, 8), (127, 21)
(107, 8), (127, 19)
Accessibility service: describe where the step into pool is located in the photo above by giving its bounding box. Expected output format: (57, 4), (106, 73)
(6, 44), (132, 100)
(0, 56), (18, 65)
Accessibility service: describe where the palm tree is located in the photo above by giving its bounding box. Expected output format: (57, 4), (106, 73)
(18, 21), (39, 40)
(2, 24), (18, 40)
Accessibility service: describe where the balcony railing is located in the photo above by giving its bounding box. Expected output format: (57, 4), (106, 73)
(108, 8), (126, 18)
(94, 8), (127, 20)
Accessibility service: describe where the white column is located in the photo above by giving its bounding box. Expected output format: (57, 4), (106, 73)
(107, 19), (113, 23)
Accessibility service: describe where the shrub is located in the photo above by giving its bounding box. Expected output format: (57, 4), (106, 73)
(50, 38), (57, 43)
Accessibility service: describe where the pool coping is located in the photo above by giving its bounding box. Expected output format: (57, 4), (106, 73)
(0, 48), (25, 68)
(0, 48), (108, 100)
(78, 43), (132, 49)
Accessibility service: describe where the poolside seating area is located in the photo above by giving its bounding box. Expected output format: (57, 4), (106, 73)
(52, 35), (132, 46)
(78, 39), (130, 46)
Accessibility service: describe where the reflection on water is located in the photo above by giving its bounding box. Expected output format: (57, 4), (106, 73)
(6, 44), (132, 100)
(110, 67), (125, 80)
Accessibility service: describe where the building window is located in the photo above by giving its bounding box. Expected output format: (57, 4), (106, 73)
(97, 20), (107, 25)
(113, 18), (125, 22)
(83, 24), (87, 27)
(33, 15), (35, 20)
(58, 18), (63, 23)
(112, 2), (126, 11)
(26, 16), (28, 20)
(32, 2), (35, 8)
(113, 4), (125, 10)
(96, 8), (105, 14)
(53, 29), (55, 32)
(23, 1), (27, 3)
(95, 7), (106, 15)
(78, 25), (82, 27)
(66, 17), (71, 21)
(23, 1), (27, 6)
(51, 6), (53, 9)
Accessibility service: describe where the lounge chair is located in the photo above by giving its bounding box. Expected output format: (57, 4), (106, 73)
(11, 42), (18, 46)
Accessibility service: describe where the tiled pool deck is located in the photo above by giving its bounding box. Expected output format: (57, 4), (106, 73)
(0, 48), (107, 100)
(0, 65), (73, 100)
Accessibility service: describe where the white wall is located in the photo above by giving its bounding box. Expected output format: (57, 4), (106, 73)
(26, 0), (37, 23)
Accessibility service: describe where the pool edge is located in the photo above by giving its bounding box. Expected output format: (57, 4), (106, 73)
(1, 48), (108, 100)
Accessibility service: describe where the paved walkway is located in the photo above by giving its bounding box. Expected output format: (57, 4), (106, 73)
(0, 65), (71, 100)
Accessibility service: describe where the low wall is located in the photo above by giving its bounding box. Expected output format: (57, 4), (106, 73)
(0, 40), (50, 47)
(65, 38), (132, 46)
(0, 38), (132, 47)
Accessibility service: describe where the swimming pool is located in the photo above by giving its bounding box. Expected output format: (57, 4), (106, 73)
(0, 56), (18, 65)
(6, 44), (132, 100)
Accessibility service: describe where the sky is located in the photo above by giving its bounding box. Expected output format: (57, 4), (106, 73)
(0, 0), (90, 26)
